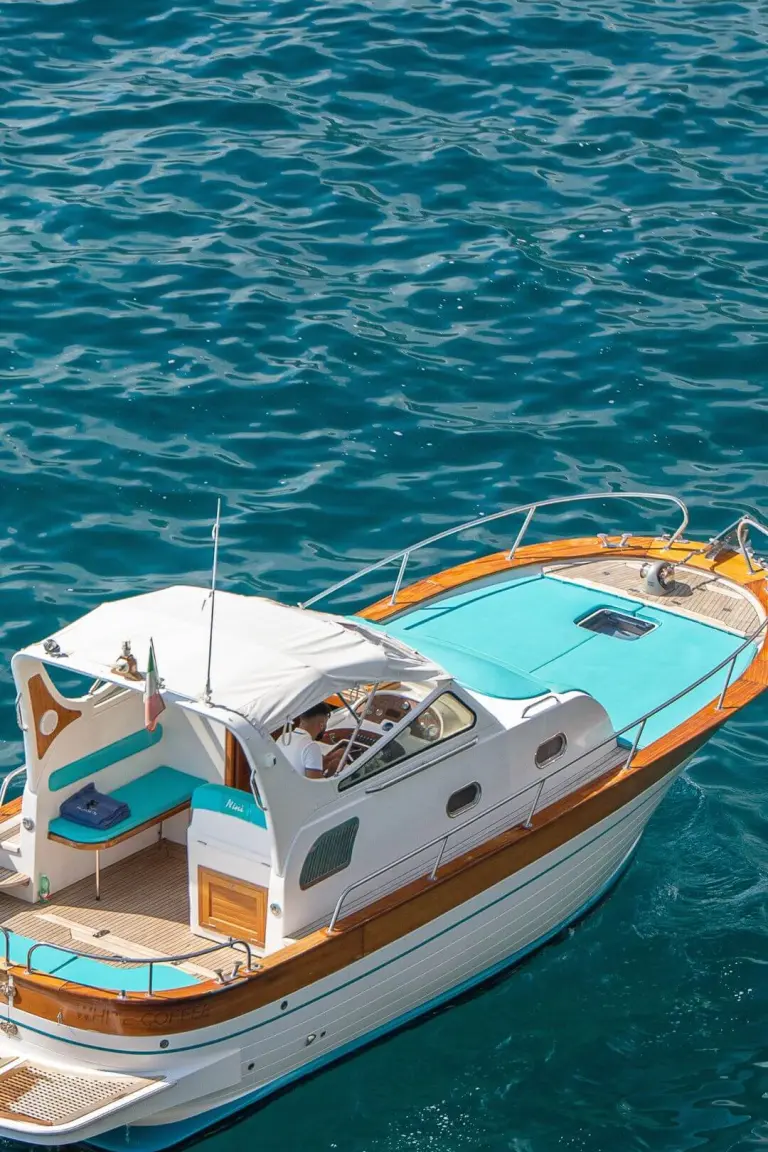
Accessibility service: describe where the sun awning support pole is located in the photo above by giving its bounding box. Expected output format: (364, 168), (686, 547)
(204, 498), (222, 704)
(337, 682), (380, 774)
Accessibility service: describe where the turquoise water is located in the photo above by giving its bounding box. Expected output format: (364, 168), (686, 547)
(1, 0), (768, 1146)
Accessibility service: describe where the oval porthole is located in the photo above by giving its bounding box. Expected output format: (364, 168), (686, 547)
(446, 782), (481, 818)
(535, 734), (567, 768)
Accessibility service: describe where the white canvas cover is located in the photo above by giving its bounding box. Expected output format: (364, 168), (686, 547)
(37, 586), (443, 730)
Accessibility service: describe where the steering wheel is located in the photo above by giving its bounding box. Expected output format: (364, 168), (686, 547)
(410, 706), (443, 743)
(321, 727), (378, 771)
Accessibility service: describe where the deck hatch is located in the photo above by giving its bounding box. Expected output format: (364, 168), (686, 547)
(577, 608), (656, 641)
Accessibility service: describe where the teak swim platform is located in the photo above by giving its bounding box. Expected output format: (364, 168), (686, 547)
(0, 491), (764, 1148)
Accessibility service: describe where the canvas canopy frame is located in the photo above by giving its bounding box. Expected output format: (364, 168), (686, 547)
(18, 586), (444, 732)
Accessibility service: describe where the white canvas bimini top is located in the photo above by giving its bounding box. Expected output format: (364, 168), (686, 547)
(35, 586), (444, 730)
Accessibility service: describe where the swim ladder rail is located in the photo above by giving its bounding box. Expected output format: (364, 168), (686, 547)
(327, 613), (767, 933)
(301, 491), (690, 610)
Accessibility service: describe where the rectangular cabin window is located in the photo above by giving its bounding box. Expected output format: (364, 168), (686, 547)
(577, 608), (656, 641)
(338, 693), (476, 791)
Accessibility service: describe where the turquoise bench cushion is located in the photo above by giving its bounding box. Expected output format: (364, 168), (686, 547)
(49, 726), (164, 792)
(49, 765), (201, 846)
(5, 927), (197, 992)
(191, 783), (267, 829)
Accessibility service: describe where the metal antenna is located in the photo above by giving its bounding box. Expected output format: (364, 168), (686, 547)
(204, 498), (222, 704)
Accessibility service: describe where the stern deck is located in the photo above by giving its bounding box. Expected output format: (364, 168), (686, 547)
(0, 842), (244, 990)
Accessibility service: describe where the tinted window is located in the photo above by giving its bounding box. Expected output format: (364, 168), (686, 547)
(338, 693), (475, 791)
(446, 782), (481, 818)
(535, 734), (567, 768)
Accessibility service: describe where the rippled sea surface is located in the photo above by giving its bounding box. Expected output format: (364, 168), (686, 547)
(1, 0), (768, 1148)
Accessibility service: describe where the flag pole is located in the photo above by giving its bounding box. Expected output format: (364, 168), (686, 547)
(204, 498), (222, 704)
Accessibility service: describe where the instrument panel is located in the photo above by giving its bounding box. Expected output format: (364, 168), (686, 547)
(320, 688), (443, 772)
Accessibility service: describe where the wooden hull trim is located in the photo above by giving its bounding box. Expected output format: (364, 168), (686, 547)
(4, 727), (710, 1037)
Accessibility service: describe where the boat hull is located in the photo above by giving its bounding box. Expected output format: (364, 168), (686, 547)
(73, 764), (685, 1152)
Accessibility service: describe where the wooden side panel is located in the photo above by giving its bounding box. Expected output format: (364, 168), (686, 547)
(198, 867), (267, 948)
(26, 674), (82, 760)
(224, 731), (252, 793)
(0, 797), (22, 823)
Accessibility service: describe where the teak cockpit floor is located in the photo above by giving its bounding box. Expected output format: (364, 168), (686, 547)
(0, 842), (243, 978)
(547, 557), (761, 635)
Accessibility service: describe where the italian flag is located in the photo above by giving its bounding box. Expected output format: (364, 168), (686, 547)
(144, 639), (166, 732)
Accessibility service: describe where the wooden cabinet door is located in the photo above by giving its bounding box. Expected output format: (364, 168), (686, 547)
(198, 866), (267, 948)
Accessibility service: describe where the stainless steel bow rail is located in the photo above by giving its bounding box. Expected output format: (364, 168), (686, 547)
(21, 937), (260, 996)
(302, 491), (690, 610)
(327, 613), (768, 933)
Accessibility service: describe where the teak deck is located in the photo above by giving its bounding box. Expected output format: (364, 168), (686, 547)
(547, 556), (761, 635)
(0, 842), (242, 979)
(2, 534), (766, 1038)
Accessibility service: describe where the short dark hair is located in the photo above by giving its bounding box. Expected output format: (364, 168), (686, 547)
(300, 702), (332, 721)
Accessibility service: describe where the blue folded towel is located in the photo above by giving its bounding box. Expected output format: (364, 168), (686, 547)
(59, 782), (130, 830)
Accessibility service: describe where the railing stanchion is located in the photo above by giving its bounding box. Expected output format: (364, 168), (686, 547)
(507, 506), (536, 562)
(429, 836), (448, 881)
(737, 520), (758, 574)
(716, 654), (739, 711)
(328, 893), (346, 935)
(523, 780), (545, 829)
(390, 551), (410, 606)
(623, 719), (647, 772)
(148, 962), (154, 997)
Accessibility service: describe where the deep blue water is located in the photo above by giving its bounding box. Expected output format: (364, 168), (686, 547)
(1, 0), (768, 1147)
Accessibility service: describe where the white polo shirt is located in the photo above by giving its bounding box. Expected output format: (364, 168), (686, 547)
(279, 728), (323, 776)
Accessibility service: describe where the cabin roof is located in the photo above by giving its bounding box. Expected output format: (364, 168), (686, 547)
(32, 585), (443, 729)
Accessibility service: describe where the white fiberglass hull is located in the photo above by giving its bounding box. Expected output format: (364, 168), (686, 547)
(0, 768), (682, 1151)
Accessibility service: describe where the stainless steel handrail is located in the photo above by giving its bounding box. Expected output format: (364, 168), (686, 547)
(24, 936), (259, 995)
(301, 491), (689, 610)
(0, 766), (26, 810)
(521, 695), (559, 718)
(736, 516), (768, 575)
(327, 613), (768, 933)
